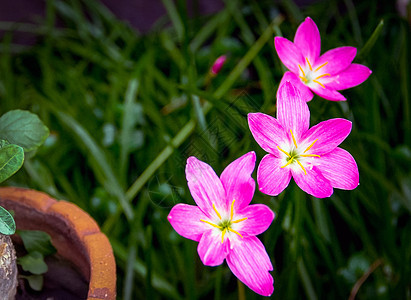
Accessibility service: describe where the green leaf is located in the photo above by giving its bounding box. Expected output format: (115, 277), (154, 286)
(358, 19), (384, 60)
(120, 78), (140, 177)
(54, 110), (134, 220)
(0, 142), (24, 183)
(20, 274), (44, 291)
(18, 230), (56, 256)
(161, 0), (185, 42)
(18, 251), (48, 275)
(0, 205), (16, 235)
(0, 109), (50, 152)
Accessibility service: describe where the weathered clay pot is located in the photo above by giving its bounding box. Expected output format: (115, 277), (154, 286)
(0, 234), (18, 299)
(0, 187), (116, 299)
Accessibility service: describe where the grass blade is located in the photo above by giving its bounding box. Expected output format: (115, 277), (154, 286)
(55, 110), (134, 220)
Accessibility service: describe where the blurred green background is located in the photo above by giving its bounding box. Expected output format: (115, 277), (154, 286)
(1, 0), (410, 299)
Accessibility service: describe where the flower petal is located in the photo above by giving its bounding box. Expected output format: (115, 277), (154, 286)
(186, 156), (227, 216)
(274, 36), (305, 74)
(310, 85), (347, 101)
(168, 204), (208, 242)
(277, 81), (310, 139)
(248, 113), (288, 156)
(301, 118), (352, 155)
(323, 64), (372, 90)
(277, 71), (314, 102)
(236, 204), (275, 237)
(316, 147), (359, 190)
(220, 152), (256, 210)
(226, 236), (274, 296)
(294, 17), (321, 64)
(292, 166), (333, 198)
(198, 230), (229, 266)
(257, 154), (292, 196)
(314, 46), (357, 75)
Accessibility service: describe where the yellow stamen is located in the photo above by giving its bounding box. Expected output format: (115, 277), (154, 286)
(290, 129), (298, 148)
(230, 200), (235, 220)
(212, 203), (222, 219)
(203, 201), (247, 244)
(228, 227), (243, 238)
(300, 154), (321, 158)
(296, 160), (307, 175)
(277, 146), (291, 158)
(221, 228), (227, 243)
(281, 157), (294, 168)
(232, 217), (248, 223)
(304, 139), (318, 153)
(200, 219), (222, 229)
(298, 64), (306, 77)
(306, 57), (313, 71)
(315, 61), (328, 72)
(314, 73), (331, 80)
(313, 80), (325, 88)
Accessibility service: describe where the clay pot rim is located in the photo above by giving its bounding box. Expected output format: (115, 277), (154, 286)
(0, 187), (116, 300)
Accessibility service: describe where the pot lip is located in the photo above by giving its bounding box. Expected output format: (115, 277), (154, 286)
(0, 186), (116, 300)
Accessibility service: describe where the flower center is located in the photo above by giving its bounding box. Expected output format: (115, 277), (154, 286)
(200, 199), (248, 243)
(298, 57), (330, 88)
(277, 129), (320, 175)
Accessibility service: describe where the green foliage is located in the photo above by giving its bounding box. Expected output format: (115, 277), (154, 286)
(0, 110), (49, 152)
(18, 251), (48, 275)
(19, 275), (44, 292)
(0, 0), (410, 299)
(0, 141), (24, 183)
(18, 229), (57, 256)
(0, 205), (15, 235)
(0, 139), (21, 235)
(16, 230), (57, 291)
(0, 109), (49, 234)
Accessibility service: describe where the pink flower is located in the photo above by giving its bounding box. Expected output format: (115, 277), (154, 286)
(210, 55), (227, 75)
(248, 82), (359, 198)
(168, 152), (275, 296)
(274, 17), (372, 101)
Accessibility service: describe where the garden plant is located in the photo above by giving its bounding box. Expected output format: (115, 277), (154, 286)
(0, 0), (410, 299)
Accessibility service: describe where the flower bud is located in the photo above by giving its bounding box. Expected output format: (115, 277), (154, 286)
(210, 55), (227, 75)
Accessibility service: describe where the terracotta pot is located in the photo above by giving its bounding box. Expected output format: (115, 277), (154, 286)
(0, 187), (116, 299)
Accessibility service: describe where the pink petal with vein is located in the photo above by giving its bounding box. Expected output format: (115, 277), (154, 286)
(277, 81), (310, 139)
(248, 113), (288, 157)
(198, 230), (229, 266)
(168, 204), (208, 242)
(294, 17), (321, 63)
(323, 64), (372, 90)
(257, 154), (292, 196)
(236, 204), (275, 237)
(314, 46), (357, 75)
(301, 118), (352, 155)
(220, 152), (256, 210)
(310, 85), (346, 101)
(186, 156), (227, 216)
(316, 147), (359, 190)
(292, 166), (333, 198)
(278, 71), (314, 102)
(226, 236), (274, 297)
(274, 37), (305, 74)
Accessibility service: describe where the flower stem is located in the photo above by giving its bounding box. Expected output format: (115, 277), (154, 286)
(125, 116), (198, 203)
(102, 18), (281, 232)
(298, 258), (318, 300)
(214, 266), (222, 300)
(238, 279), (246, 300)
